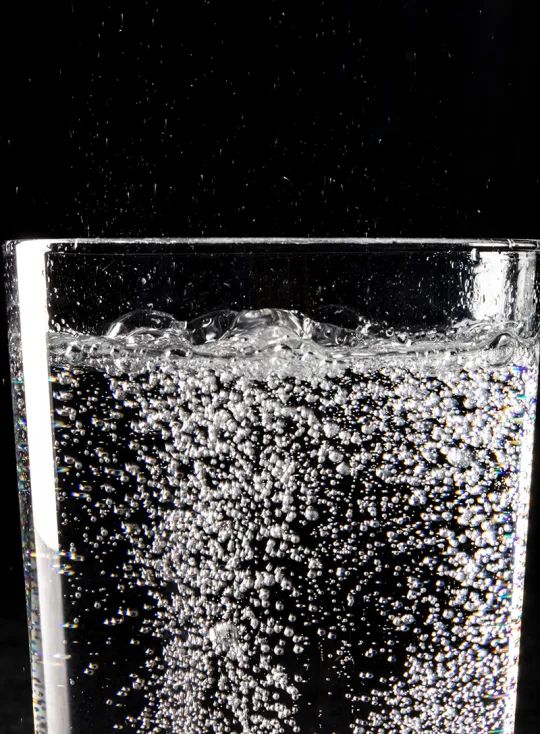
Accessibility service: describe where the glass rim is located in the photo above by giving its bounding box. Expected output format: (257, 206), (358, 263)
(3, 237), (540, 254)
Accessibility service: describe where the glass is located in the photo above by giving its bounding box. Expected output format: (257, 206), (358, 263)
(4, 238), (540, 734)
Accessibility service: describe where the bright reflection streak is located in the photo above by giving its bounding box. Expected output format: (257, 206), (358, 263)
(472, 252), (509, 321)
(17, 240), (70, 733)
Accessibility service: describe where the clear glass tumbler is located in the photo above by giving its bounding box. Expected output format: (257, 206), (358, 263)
(4, 238), (540, 734)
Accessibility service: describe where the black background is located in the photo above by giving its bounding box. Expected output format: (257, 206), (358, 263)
(1, 1), (540, 731)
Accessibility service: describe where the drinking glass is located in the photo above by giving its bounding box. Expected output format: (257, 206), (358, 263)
(4, 238), (540, 734)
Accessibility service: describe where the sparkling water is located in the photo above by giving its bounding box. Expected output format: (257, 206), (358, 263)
(40, 309), (537, 733)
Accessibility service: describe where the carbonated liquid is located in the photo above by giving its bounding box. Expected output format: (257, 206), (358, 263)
(33, 309), (538, 733)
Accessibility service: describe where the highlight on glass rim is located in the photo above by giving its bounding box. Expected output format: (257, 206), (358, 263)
(4, 238), (540, 734)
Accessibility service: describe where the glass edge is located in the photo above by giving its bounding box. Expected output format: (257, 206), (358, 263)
(2, 237), (540, 254)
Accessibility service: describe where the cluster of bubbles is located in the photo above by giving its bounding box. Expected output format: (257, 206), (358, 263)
(49, 309), (537, 733)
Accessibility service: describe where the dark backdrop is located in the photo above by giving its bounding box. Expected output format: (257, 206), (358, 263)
(1, 1), (540, 732)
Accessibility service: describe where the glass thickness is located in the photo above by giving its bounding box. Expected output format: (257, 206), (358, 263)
(4, 238), (540, 734)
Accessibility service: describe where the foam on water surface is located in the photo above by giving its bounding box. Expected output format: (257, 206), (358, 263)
(51, 307), (529, 375)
